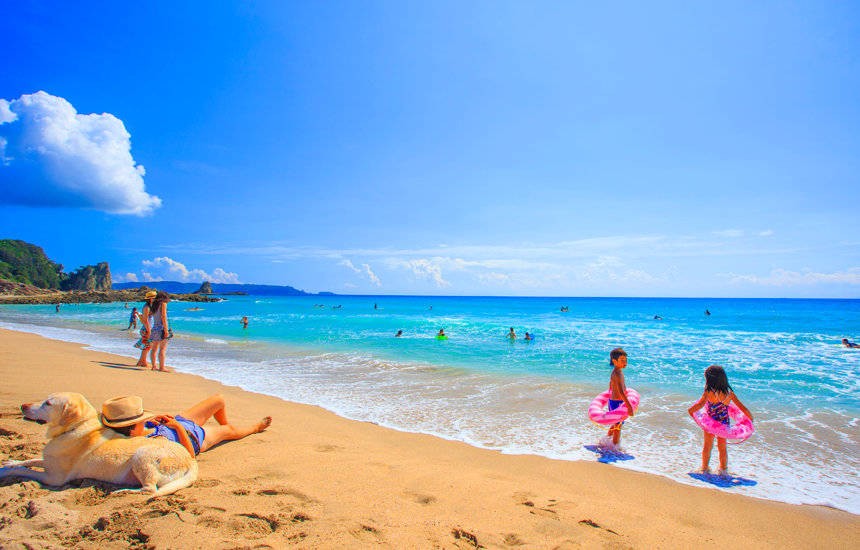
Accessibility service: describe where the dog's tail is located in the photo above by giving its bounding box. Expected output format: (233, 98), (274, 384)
(149, 459), (199, 499)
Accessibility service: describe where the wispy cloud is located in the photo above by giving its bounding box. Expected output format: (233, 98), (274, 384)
(388, 259), (450, 288)
(719, 267), (860, 286)
(712, 230), (745, 237)
(338, 259), (381, 287)
(756, 230), (774, 236)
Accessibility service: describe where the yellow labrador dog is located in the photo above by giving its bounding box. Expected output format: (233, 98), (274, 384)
(0, 392), (197, 497)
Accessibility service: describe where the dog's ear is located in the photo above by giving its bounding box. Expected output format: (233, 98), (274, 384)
(59, 400), (82, 426)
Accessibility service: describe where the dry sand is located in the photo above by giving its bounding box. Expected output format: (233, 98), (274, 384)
(0, 328), (857, 549)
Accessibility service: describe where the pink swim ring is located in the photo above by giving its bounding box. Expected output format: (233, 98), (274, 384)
(588, 389), (640, 428)
(691, 403), (754, 444)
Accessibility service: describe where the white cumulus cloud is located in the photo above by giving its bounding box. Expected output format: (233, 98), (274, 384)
(338, 259), (381, 287)
(0, 91), (160, 215)
(114, 257), (240, 283)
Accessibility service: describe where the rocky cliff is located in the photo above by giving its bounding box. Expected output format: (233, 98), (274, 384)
(194, 281), (213, 294)
(62, 262), (112, 291)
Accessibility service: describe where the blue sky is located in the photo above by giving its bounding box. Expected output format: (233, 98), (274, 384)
(1, 1), (858, 297)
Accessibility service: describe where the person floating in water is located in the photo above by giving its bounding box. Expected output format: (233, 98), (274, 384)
(508, 327), (517, 340)
(437, 329), (446, 338)
(654, 315), (662, 320)
(374, 303), (378, 309)
(524, 332), (532, 340)
(559, 306), (569, 312)
(396, 330), (403, 337)
(55, 304), (60, 313)
(241, 316), (249, 329)
(842, 338), (860, 348)
(124, 303), (129, 309)
(705, 309), (711, 316)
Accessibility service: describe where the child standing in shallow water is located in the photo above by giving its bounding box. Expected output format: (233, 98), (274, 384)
(688, 365), (754, 475)
(608, 348), (635, 446)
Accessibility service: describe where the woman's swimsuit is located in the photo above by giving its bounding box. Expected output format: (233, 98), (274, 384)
(145, 416), (205, 455)
(149, 306), (170, 342)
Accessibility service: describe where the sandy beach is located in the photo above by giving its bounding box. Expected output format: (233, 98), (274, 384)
(1, 328), (858, 550)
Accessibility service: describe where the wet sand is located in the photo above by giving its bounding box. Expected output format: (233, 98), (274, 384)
(0, 328), (857, 549)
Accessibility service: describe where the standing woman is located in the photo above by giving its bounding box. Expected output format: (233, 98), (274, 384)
(135, 291), (157, 368)
(146, 290), (172, 372)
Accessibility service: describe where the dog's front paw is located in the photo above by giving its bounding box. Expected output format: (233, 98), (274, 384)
(2, 460), (24, 467)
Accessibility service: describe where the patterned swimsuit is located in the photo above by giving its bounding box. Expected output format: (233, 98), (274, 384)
(707, 400), (731, 425)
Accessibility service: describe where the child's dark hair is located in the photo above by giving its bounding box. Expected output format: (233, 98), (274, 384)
(704, 365), (733, 394)
(609, 347), (627, 365)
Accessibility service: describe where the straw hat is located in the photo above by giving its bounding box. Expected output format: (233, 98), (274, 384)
(144, 291), (157, 299)
(101, 396), (156, 428)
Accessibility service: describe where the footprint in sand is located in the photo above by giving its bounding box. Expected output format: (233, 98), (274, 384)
(313, 443), (344, 453)
(404, 491), (437, 505)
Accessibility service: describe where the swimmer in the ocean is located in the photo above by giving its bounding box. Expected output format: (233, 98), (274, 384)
(508, 327), (517, 340)
(705, 309), (710, 316)
(241, 316), (249, 329)
(437, 329), (445, 338)
(396, 330), (403, 337)
(374, 303), (378, 310)
(524, 332), (532, 340)
(654, 315), (662, 320)
(842, 338), (860, 348)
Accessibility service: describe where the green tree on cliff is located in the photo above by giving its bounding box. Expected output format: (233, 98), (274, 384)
(0, 240), (65, 289)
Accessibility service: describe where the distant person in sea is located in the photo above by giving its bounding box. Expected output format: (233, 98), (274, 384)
(842, 338), (860, 348)
(705, 309), (710, 316)
(127, 307), (139, 330)
(429, 306), (433, 310)
(524, 332), (532, 340)
(102, 394), (272, 457)
(145, 291), (172, 372)
(688, 365), (753, 475)
(508, 327), (517, 340)
(607, 348), (635, 447)
(374, 303), (378, 309)
(241, 316), (249, 329)
(654, 315), (662, 320)
(437, 329), (446, 338)
(135, 291), (157, 368)
(396, 330), (403, 337)
(55, 304), (60, 313)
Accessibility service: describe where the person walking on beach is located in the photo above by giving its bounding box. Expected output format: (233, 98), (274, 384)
(508, 327), (517, 340)
(102, 394), (272, 457)
(127, 307), (139, 330)
(607, 348), (634, 447)
(688, 365), (753, 475)
(145, 291), (172, 372)
(135, 291), (157, 368)
(241, 316), (249, 329)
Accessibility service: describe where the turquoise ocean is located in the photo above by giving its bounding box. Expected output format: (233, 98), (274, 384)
(2, 296), (858, 514)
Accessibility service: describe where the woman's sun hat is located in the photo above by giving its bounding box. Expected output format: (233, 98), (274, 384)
(101, 396), (156, 428)
(144, 290), (157, 299)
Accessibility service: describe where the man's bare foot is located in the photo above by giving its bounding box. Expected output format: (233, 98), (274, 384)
(254, 416), (273, 433)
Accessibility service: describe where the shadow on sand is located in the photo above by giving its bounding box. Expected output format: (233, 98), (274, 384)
(688, 472), (757, 488)
(583, 445), (635, 464)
